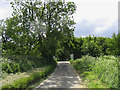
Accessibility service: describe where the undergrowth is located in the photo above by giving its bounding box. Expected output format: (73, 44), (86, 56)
(1, 63), (56, 89)
(70, 55), (119, 88)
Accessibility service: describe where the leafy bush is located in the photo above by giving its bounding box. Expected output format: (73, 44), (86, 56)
(2, 63), (13, 73)
(2, 55), (55, 74)
(10, 63), (21, 73)
(19, 60), (32, 72)
(69, 59), (74, 63)
(72, 55), (96, 73)
(81, 40), (103, 57)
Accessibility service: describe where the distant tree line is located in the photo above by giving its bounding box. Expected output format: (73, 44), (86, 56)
(57, 33), (120, 60)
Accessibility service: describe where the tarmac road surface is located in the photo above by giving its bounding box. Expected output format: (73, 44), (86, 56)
(36, 61), (86, 88)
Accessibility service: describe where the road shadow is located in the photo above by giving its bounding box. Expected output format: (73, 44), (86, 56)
(36, 61), (86, 88)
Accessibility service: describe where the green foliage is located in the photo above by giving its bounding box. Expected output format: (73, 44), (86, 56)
(69, 59), (74, 63)
(1, 0), (119, 88)
(2, 63), (13, 73)
(13, 77), (30, 88)
(71, 55), (119, 88)
(66, 33), (119, 60)
(2, 0), (76, 62)
(81, 40), (102, 57)
(10, 62), (21, 73)
(2, 55), (56, 74)
(2, 0), (119, 62)
(105, 33), (120, 56)
(92, 55), (118, 88)
(32, 72), (41, 80)
(72, 55), (96, 73)
(2, 64), (56, 89)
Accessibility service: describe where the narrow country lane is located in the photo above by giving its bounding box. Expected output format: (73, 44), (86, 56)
(36, 61), (86, 88)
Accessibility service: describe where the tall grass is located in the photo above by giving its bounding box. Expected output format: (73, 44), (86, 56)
(70, 55), (119, 88)
(93, 56), (118, 88)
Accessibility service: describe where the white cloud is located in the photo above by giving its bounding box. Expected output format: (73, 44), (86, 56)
(81, 35), (87, 38)
(93, 19), (116, 34)
(74, 19), (117, 37)
(0, 0), (13, 20)
(0, 7), (12, 20)
(72, 0), (118, 23)
(94, 27), (108, 34)
(72, 0), (119, 37)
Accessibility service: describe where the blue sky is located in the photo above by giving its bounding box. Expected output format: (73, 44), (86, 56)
(0, 0), (119, 38)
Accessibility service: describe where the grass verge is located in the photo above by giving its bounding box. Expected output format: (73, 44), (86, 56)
(1, 63), (56, 89)
(70, 55), (118, 88)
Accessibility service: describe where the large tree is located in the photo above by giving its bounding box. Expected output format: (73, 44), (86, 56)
(2, 0), (76, 60)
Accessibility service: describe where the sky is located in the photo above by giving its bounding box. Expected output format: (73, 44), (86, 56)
(0, 0), (119, 38)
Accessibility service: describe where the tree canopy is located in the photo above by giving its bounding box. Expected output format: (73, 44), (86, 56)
(2, 0), (76, 60)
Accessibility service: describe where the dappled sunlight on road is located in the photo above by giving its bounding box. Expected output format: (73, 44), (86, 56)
(36, 61), (86, 88)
